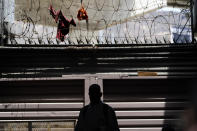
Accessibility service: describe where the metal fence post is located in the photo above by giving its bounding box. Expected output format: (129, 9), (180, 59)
(0, 0), (4, 46)
(191, 0), (195, 43)
(28, 122), (32, 131)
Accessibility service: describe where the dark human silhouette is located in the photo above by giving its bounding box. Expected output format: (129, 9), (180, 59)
(75, 84), (120, 131)
(162, 124), (175, 131)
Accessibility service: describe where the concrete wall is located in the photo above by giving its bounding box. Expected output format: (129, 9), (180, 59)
(3, 0), (191, 44)
(3, 0), (167, 44)
(14, 0), (167, 30)
(4, 0), (15, 22)
(0, 0), (14, 44)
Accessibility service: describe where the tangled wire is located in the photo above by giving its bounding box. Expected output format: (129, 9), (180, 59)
(0, 0), (194, 45)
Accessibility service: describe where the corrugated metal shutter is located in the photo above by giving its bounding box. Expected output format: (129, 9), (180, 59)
(0, 80), (84, 120)
(0, 45), (197, 78)
(104, 79), (191, 131)
(0, 44), (196, 131)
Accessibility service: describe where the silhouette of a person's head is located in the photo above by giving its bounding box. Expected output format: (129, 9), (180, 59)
(89, 84), (102, 105)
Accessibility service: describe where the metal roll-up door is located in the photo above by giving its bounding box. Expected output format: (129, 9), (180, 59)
(103, 79), (191, 131)
(0, 80), (84, 120)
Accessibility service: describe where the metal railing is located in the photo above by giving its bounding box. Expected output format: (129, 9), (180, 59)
(0, 120), (76, 131)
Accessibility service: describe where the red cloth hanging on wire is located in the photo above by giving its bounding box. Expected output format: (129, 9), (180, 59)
(49, 5), (76, 42)
(77, 6), (88, 21)
(77, 5), (89, 30)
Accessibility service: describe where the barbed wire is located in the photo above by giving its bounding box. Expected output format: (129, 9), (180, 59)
(0, 0), (194, 45)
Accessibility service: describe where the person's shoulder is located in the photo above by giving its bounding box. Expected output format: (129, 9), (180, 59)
(80, 105), (89, 112)
(103, 103), (115, 112)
